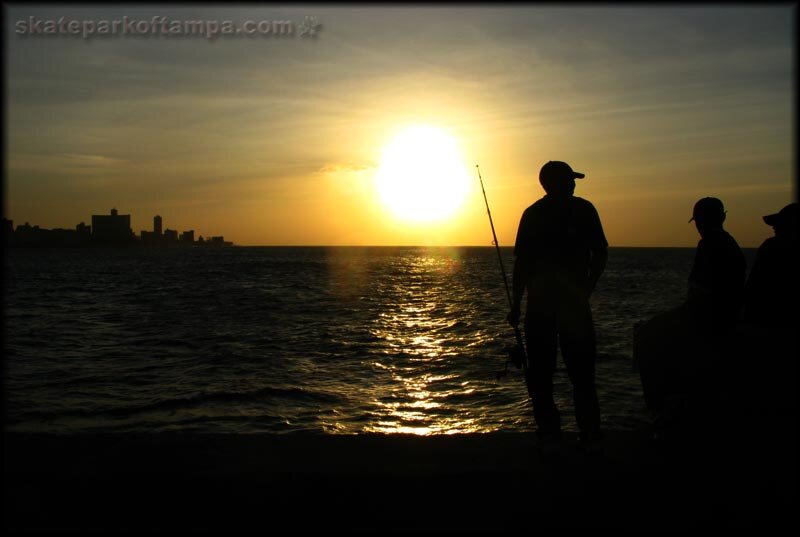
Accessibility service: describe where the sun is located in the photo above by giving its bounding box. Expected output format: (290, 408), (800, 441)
(375, 125), (471, 222)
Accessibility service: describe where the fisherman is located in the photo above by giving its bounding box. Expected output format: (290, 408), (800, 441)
(507, 161), (608, 453)
(637, 197), (745, 436)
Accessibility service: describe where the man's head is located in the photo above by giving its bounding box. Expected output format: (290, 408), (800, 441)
(539, 161), (584, 196)
(689, 198), (725, 237)
(763, 202), (798, 241)
(689, 197), (726, 236)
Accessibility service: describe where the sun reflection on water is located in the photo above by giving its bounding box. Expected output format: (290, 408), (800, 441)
(363, 250), (485, 435)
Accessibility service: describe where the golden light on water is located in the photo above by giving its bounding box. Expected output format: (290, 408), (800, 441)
(366, 369), (481, 436)
(362, 252), (483, 435)
(374, 125), (471, 223)
(319, 249), (496, 436)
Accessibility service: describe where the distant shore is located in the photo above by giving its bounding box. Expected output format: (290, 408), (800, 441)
(4, 244), (761, 250)
(4, 430), (794, 531)
(4, 240), (235, 249)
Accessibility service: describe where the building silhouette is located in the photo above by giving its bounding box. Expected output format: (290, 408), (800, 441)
(208, 236), (233, 246)
(140, 216), (194, 246)
(6, 219), (92, 247)
(76, 222), (91, 237)
(91, 208), (133, 243)
(141, 214), (162, 243)
(7, 208), (230, 247)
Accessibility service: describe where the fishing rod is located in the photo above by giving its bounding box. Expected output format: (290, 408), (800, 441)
(475, 164), (528, 380)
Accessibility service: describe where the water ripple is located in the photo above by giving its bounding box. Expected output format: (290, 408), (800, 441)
(4, 246), (755, 434)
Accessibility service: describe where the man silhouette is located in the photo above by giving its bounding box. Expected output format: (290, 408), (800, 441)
(686, 197), (746, 334)
(744, 202), (798, 330)
(637, 197), (745, 437)
(508, 161), (608, 452)
(742, 202), (798, 413)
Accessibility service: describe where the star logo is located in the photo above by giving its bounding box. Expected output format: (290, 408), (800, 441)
(298, 16), (322, 38)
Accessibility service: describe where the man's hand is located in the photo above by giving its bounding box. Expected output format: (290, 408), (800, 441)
(507, 308), (521, 327)
(581, 284), (594, 303)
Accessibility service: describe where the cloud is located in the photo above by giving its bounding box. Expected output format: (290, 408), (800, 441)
(318, 162), (375, 174)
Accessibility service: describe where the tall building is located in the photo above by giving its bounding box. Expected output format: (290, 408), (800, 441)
(180, 230), (195, 243)
(154, 215), (163, 236)
(91, 208), (133, 242)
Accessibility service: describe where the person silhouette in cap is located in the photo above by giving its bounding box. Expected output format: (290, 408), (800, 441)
(744, 202), (798, 330)
(741, 202), (798, 415)
(686, 197), (747, 332)
(508, 161), (608, 453)
(637, 197), (745, 438)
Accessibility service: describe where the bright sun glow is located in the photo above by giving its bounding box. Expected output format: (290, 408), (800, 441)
(375, 125), (471, 222)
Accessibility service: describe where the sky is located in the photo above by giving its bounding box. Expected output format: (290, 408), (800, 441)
(4, 4), (796, 247)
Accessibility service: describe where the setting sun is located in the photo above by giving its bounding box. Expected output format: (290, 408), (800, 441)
(374, 125), (471, 222)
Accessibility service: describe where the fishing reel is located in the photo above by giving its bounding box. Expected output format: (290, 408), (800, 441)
(496, 343), (526, 380)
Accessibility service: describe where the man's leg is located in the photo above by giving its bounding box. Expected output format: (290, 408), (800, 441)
(560, 300), (601, 437)
(524, 314), (560, 435)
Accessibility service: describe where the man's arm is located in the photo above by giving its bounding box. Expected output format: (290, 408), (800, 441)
(508, 210), (530, 326)
(508, 254), (527, 326)
(585, 202), (608, 299)
(586, 245), (607, 297)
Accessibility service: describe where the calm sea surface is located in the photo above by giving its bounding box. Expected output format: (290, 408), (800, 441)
(3, 246), (755, 434)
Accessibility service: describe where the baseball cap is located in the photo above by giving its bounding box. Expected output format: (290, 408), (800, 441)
(763, 202), (798, 226)
(689, 197), (726, 223)
(539, 161), (585, 183)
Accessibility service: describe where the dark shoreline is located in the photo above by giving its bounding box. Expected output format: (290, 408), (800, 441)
(4, 431), (795, 531)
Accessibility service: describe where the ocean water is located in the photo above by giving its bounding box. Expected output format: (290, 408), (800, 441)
(3, 246), (755, 435)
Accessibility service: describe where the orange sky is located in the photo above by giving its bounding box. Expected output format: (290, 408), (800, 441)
(5, 6), (795, 247)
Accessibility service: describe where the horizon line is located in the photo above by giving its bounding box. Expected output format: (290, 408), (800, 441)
(229, 244), (755, 249)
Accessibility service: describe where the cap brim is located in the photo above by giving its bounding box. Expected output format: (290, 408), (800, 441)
(574, 172), (585, 179)
(763, 213), (780, 226)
